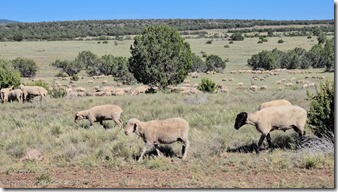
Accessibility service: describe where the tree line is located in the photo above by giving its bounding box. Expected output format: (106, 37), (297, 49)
(247, 37), (334, 71)
(0, 19), (333, 41)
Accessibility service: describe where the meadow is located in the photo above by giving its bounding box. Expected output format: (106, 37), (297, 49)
(0, 34), (334, 188)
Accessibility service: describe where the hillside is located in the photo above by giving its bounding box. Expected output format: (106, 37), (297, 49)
(0, 19), (334, 41)
(0, 19), (19, 25)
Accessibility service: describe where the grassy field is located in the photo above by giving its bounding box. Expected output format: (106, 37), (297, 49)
(0, 34), (335, 188)
(0, 35), (330, 77)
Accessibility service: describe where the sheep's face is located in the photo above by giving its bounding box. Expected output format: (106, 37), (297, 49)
(234, 112), (247, 130)
(124, 119), (138, 135)
(74, 111), (87, 123)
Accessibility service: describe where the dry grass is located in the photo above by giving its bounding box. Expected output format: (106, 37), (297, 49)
(0, 34), (334, 188)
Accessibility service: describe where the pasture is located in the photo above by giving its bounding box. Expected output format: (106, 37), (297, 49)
(0, 35), (334, 188)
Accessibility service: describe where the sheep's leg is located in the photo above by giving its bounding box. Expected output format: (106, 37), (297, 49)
(154, 144), (162, 157)
(138, 143), (152, 162)
(182, 140), (190, 160)
(266, 133), (274, 152)
(112, 116), (122, 126)
(256, 134), (266, 154)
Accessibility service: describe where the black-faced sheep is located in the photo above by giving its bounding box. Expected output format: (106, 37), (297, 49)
(124, 117), (190, 162)
(234, 105), (307, 153)
(75, 104), (123, 128)
(258, 99), (292, 111)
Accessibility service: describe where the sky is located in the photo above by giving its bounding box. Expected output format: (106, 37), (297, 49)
(0, 0), (334, 22)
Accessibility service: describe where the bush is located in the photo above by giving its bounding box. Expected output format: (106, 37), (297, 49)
(12, 57), (38, 77)
(0, 59), (21, 88)
(278, 39), (284, 43)
(206, 40), (212, 44)
(205, 54), (227, 72)
(49, 87), (67, 98)
(197, 78), (216, 93)
(71, 74), (79, 81)
(55, 71), (68, 78)
(307, 80), (334, 142)
(230, 32), (244, 41)
(129, 25), (192, 89)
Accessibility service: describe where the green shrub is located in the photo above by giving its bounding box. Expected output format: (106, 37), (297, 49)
(278, 39), (284, 43)
(197, 78), (216, 93)
(307, 80), (334, 141)
(49, 87), (67, 98)
(206, 40), (212, 44)
(55, 71), (68, 78)
(0, 59), (21, 88)
(71, 74), (79, 81)
(12, 57), (38, 77)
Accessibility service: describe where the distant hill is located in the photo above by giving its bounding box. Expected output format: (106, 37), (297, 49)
(0, 19), (20, 25)
(0, 19), (334, 41)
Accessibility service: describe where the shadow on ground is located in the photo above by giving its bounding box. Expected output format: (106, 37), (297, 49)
(226, 134), (302, 153)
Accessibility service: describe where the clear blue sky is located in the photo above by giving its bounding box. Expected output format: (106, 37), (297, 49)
(1, 0), (334, 22)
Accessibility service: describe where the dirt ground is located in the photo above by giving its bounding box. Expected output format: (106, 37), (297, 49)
(0, 162), (334, 188)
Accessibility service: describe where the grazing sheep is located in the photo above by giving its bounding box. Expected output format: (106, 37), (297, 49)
(0, 86), (13, 103)
(234, 105), (307, 153)
(131, 85), (149, 96)
(75, 104), (123, 128)
(19, 85), (48, 102)
(124, 117), (190, 161)
(237, 82), (244, 88)
(259, 85), (267, 91)
(258, 99), (292, 111)
(8, 89), (23, 103)
(249, 85), (258, 91)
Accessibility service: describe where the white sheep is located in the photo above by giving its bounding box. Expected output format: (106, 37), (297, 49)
(124, 117), (190, 162)
(258, 99), (292, 111)
(0, 86), (13, 103)
(8, 89), (23, 103)
(19, 84), (48, 102)
(234, 105), (307, 153)
(75, 104), (123, 128)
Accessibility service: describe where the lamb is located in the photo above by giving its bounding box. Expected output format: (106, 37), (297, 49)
(8, 89), (23, 103)
(258, 99), (292, 111)
(124, 117), (190, 162)
(75, 104), (123, 128)
(19, 84), (48, 102)
(234, 105), (307, 153)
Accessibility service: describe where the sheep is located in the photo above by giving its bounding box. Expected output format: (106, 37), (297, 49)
(249, 85), (258, 91)
(0, 86), (13, 103)
(124, 117), (190, 162)
(234, 105), (307, 153)
(259, 85), (267, 91)
(131, 85), (149, 96)
(8, 89), (23, 103)
(258, 99), (292, 111)
(74, 104), (123, 128)
(19, 85), (48, 102)
(237, 82), (244, 88)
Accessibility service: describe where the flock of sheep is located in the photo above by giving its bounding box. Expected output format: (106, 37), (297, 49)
(0, 84), (47, 103)
(72, 98), (307, 161)
(1, 73), (309, 161)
